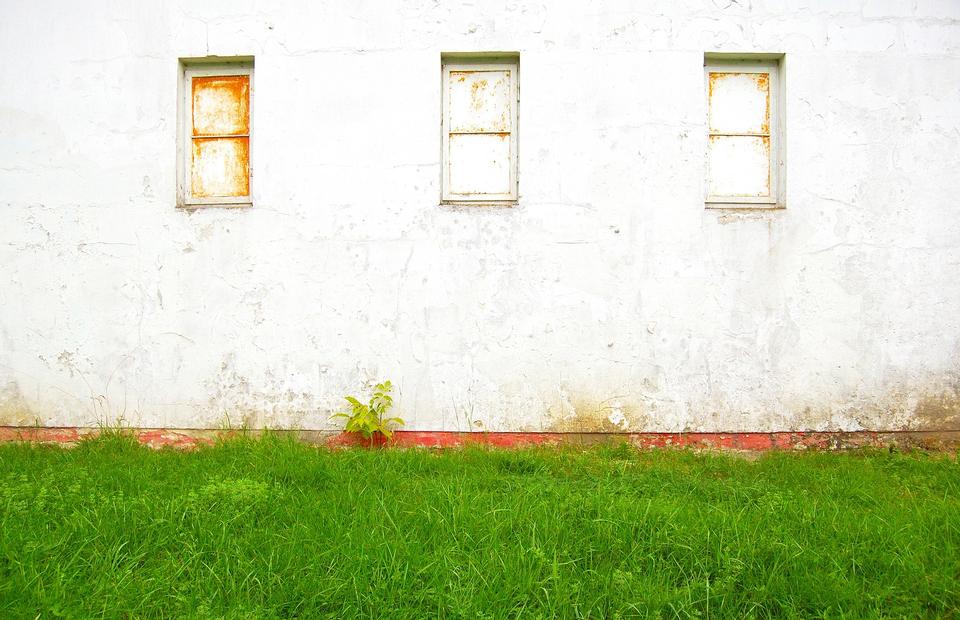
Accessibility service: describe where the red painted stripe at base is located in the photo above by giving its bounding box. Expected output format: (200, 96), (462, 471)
(387, 430), (944, 450)
(0, 427), (84, 444)
(1, 427), (959, 451)
(136, 429), (216, 450)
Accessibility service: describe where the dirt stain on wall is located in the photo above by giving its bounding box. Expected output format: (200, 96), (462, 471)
(913, 389), (960, 431)
(540, 396), (649, 433)
(0, 381), (37, 426)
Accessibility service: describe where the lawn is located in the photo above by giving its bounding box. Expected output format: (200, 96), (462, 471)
(0, 435), (958, 618)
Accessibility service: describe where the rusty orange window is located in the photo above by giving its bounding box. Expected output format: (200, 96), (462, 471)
(179, 61), (253, 208)
(705, 57), (782, 208)
(441, 56), (519, 204)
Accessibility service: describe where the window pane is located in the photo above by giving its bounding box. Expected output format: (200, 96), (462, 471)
(448, 70), (511, 133)
(707, 135), (770, 197)
(448, 133), (511, 196)
(191, 137), (250, 197)
(192, 75), (250, 136)
(708, 72), (769, 135)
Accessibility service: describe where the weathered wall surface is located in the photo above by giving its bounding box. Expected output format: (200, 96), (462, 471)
(1, 0), (959, 433)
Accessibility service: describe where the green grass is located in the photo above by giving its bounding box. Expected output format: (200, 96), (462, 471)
(0, 435), (958, 618)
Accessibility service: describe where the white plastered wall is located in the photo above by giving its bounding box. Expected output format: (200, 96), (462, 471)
(1, 0), (959, 432)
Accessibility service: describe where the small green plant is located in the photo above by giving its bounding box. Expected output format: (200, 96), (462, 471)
(332, 380), (404, 445)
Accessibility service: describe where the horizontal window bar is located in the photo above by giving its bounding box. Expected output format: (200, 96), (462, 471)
(708, 132), (770, 138)
(447, 130), (511, 136)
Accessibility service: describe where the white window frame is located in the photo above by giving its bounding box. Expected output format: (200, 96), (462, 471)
(177, 59), (254, 209)
(704, 56), (784, 209)
(441, 56), (520, 205)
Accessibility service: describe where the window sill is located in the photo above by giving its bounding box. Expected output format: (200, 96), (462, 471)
(440, 200), (519, 209)
(177, 201), (253, 211)
(705, 202), (784, 211)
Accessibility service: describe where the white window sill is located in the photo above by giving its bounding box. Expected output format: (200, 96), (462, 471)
(177, 201), (253, 211)
(440, 200), (519, 209)
(705, 202), (784, 211)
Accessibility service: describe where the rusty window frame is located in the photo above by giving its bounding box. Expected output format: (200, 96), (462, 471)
(177, 60), (253, 209)
(441, 56), (519, 205)
(704, 57), (783, 209)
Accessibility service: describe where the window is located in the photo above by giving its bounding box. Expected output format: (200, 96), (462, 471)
(178, 59), (253, 208)
(704, 56), (783, 208)
(441, 55), (519, 204)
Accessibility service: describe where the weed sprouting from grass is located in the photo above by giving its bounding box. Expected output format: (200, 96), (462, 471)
(0, 438), (957, 617)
